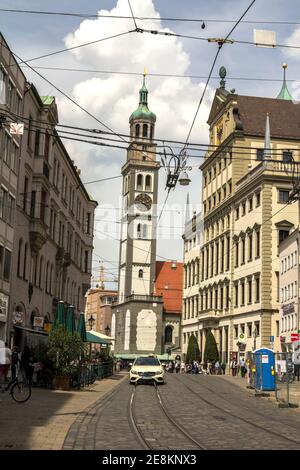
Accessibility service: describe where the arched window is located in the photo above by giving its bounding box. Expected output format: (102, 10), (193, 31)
(39, 256), (43, 288)
(143, 124), (148, 138)
(50, 265), (53, 295)
(150, 125), (154, 140)
(138, 269), (143, 278)
(77, 286), (81, 310)
(137, 174), (143, 190)
(135, 124), (140, 137)
(145, 175), (151, 191)
(165, 325), (173, 344)
(17, 238), (23, 277)
(45, 262), (49, 293)
(23, 243), (28, 280)
(34, 254), (39, 286)
(142, 224), (147, 239)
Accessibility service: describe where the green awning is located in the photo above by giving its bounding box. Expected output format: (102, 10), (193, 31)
(85, 331), (111, 345)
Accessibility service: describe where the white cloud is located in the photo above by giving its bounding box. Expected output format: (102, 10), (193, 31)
(56, 0), (212, 271)
(285, 28), (300, 61)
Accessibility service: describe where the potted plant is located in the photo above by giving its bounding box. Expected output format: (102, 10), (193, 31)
(48, 325), (86, 390)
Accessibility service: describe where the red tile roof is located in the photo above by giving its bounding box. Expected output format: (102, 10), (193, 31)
(155, 261), (183, 315)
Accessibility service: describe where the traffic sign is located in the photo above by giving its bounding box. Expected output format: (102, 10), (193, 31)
(10, 122), (24, 135)
(291, 333), (299, 342)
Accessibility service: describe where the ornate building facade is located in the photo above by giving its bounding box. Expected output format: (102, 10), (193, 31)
(197, 66), (300, 363)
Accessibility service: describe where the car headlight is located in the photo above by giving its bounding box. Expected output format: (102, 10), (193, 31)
(155, 370), (163, 375)
(131, 369), (138, 375)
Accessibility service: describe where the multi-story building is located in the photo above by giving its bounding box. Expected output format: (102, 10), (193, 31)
(8, 82), (97, 349)
(155, 261), (183, 357)
(85, 287), (118, 335)
(181, 211), (202, 358)
(0, 34), (26, 341)
(198, 66), (299, 363)
(279, 229), (299, 350)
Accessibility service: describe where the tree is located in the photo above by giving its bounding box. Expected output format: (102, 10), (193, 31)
(204, 330), (219, 365)
(48, 325), (87, 376)
(186, 333), (201, 363)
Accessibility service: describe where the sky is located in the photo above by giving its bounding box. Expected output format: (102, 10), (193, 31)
(0, 0), (300, 288)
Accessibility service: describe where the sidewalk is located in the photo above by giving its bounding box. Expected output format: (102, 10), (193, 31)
(0, 372), (127, 450)
(221, 373), (300, 409)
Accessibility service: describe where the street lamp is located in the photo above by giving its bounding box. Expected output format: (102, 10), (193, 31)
(87, 315), (96, 331)
(161, 146), (191, 190)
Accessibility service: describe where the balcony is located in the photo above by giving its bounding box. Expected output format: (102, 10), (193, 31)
(198, 309), (221, 328)
(126, 294), (163, 303)
(236, 160), (300, 191)
(29, 218), (47, 254)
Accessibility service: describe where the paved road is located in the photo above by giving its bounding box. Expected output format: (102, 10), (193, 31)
(63, 373), (300, 450)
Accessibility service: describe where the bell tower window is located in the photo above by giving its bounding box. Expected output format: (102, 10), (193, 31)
(135, 124), (140, 138)
(137, 174), (143, 190)
(150, 125), (154, 140)
(145, 175), (152, 191)
(138, 269), (143, 278)
(143, 124), (148, 138)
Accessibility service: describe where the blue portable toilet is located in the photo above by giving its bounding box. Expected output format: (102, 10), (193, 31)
(254, 348), (275, 391)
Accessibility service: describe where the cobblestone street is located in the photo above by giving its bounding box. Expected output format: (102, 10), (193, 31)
(2, 372), (300, 450)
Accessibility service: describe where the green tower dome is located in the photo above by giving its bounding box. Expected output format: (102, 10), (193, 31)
(129, 75), (156, 123)
(277, 63), (293, 100)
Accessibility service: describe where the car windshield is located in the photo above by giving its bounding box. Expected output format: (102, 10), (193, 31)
(134, 357), (160, 366)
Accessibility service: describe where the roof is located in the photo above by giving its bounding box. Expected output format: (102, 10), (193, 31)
(235, 95), (300, 140)
(155, 261), (183, 314)
(129, 76), (156, 123)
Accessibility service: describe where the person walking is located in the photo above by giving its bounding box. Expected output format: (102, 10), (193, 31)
(240, 358), (246, 378)
(221, 361), (226, 375)
(11, 346), (20, 381)
(180, 361), (185, 373)
(0, 342), (12, 382)
(231, 359), (238, 377)
(215, 360), (221, 375)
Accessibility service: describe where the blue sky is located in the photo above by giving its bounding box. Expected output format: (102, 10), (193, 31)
(1, 0), (299, 285)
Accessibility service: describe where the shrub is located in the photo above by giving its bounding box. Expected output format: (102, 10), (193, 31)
(204, 330), (219, 366)
(186, 333), (201, 363)
(48, 325), (87, 376)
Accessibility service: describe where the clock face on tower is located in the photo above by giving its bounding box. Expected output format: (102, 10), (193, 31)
(134, 193), (152, 212)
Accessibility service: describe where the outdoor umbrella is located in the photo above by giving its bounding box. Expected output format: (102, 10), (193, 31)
(77, 312), (87, 342)
(65, 305), (75, 334)
(52, 300), (66, 330)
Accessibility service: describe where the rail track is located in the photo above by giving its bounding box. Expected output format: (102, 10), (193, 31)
(129, 383), (207, 450)
(176, 374), (300, 448)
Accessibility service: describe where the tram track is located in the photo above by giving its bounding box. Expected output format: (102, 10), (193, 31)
(174, 374), (300, 448)
(129, 383), (207, 450)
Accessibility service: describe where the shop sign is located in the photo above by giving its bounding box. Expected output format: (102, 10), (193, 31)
(33, 317), (44, 329)
(292, 341), (300, 365)
(12, 311), (24, 325)
(0, 293), (9, 320)
(282, 303), (295, 315)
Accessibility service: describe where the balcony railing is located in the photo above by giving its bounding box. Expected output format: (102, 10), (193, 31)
(125, 294), (163, 303)
(236, 159), (300, 190)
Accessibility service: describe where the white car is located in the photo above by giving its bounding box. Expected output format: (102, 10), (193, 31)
(130, 355), (164, 385)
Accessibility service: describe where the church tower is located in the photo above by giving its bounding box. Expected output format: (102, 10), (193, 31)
(112, 75), (164, 357)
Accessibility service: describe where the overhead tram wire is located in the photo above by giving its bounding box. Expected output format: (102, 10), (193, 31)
(1, 8), (300, 26)
(6, 109), (300, 159)
(155, 1), (256, 226)
(11, 30), (136, 67)
(19, 65), (300, 84)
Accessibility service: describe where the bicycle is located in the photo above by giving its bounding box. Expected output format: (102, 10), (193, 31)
(0, 375), (32, 403)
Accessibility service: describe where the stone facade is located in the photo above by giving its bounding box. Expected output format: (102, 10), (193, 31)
(197, 83), (300, 363)
(8, 84), (97, 349)
(0, 34), (26, 341)
(85, 288), (117, 334)
(279, 229), (299, 350)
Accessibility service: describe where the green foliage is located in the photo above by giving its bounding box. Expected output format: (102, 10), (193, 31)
(48, 325), (87, 376)
(204, 330), (219, 365)
(186, 333), (201, 363)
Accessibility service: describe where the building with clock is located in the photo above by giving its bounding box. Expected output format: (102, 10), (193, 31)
(111, 76), (165, 358)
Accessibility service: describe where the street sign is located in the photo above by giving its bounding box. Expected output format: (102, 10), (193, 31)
(9, 122), (24, 135)
(291, 333), (299, 342)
